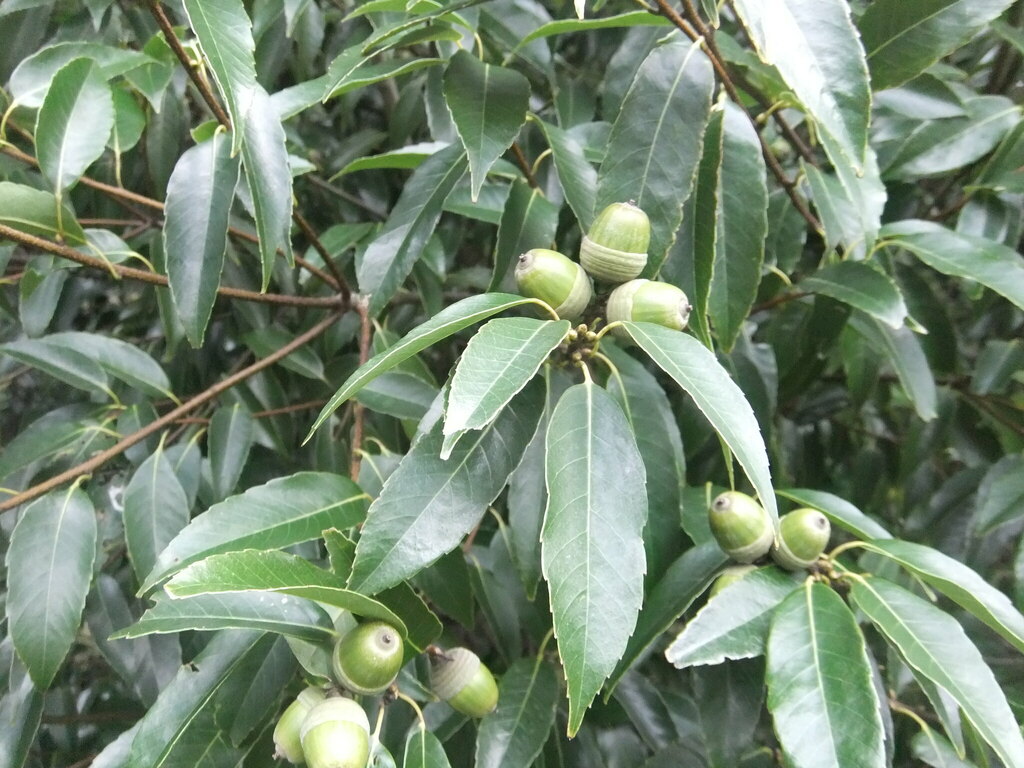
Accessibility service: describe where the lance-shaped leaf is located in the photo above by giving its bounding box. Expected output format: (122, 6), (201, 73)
(182, 0), (258, 155)
(165, 550), (408, 635)
(0, 181), (86, 243)
(35, 57), (114, 192)
(442, 318), (569, 458)
(596, 37), (714, 276)
(767, 582), (886, 768)
(163, 132), (240, 347)
(518, 11), (671, 46)
(6, 487), (97, 688)
(534, 119), (597, 231)
(541, 381), (648, 736)
(490, 180), (560, 291)
(776, 488), (892, 540)
(880, 219), (1024, 312)
(732, 0), (870, 170)
(140, 472), (368, 593)
(404, 727), (451, 768)
(801, 262), (908, 330)
(973, 455), (1024, 533)
(307, 293), (547, 438)
(859, 0), (1016, 90)
(114, 592), (335, 643)
(849, 577), (1024, 768)
(709, 101), (768, 351)
(859, 539), (1024, 655)
(622, 321), (778, 523)
(911, 729), (976, 768)
(357, 143), (467, 316)
(849, 313), (936, 421)
(666, 567), (797, 668)
(476, 658), (559, 768)
(443, 50), (530, 201)
(208, 404), (254, 502)
(43, 332), (173, 399)
(124, 446), (190, 586)
(350, 378), (544, 595)
(0, 337), (113, 398)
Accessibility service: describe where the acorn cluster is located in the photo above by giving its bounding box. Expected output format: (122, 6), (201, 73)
(707, 491), (832, 572)
(514, 202), (691, 332)
(272, 620), (497, 767)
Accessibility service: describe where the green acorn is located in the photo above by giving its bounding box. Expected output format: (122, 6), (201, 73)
(331, 621), (404, 695)
(771, 508), (831, 570)
(606, 279), (691, 331)
(299, 697), (371, 768)
(708, 491), (774, 563)
(274, 686), (327, 764)
(579, 201), (650, 283)
(515, 248), (594, 320)
(708, 564), (758, 598)
(430, 647), (498, 718)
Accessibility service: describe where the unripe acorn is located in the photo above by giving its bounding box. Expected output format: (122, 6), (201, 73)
(708, 491), (774, 563)
(579, 201), (650, 283)
(708, 564), (758, 598)
(606, 279), (691, 331)
(274, 686), (327, 764)
(515, 248), (593, 320)
(332, 621), (404, 695)
(299, 697), (370, 768)
(771, 508), (831, 570)
(430, 647), (498, 718)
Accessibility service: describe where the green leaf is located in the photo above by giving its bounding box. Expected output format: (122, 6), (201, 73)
(115, 592), (335, 643)
(0, 640), (45, 768)
(241, 84), (293, 290)
(775, 488), (892, 540)
(6, 487), (97, 689)
(801, 262), (908, 330)
(373, 583), (442, 655)
(357, 372), (439, 421)
(357, 143), (468, 316)
(622, 322), (778, 523)
(165, 550), (409, 634)
(208, 405), (255, 502)
(140, 472), (368, 593)
(44, 331), (174, 398)
(0, 337), (113, 398)
(596, 38), (714, 276)
(325, 57), (444, 100)
(476, 657), (559, 768)
(911, 729), (977, 768)
(181, 0), (258, 155)
(441, 317), (569, 458)
(849, 313), (937, 421)
(332, 141), (447, 178)
(109, 87), (147, 155)
(163, 132), (240, 347)
(859, 539), (1024, 656)
(0, 405), (104, 482)
(490, 180), (560, 291)
(767, 582), (886, 768)
(695, 660), (766, 768)
(403, 727), (451, 768)
(124, 446), (190, 586)
(973, 455), (1024, 533)
(0, 181), (86, 244)
(243, 325), (326, 381)
(859, 0), (1016, 90)
(443, 50), (530, 201)
(880, 219), (1024, 312)
(849, 577), (1024, 768)
(534, 119), (598, 232)
(542, 380), (648, 736)
(35, 57), (114, 192)
(666, 567), (798, 668)
(349, 377), (544, 595)
(708, 101), (768, 351)
(307, 293), (548, 438)
(518, 11), (670, 46)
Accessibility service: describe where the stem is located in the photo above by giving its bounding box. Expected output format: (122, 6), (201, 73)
(511, 142), (540, 189)
(395, 691), (426, 728)
(349, 297), (373, 480)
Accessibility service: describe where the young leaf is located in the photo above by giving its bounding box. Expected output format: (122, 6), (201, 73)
(349, 377), (544, 595)
(801, 262), (908, 330)
(542, 380), (648, 736)
(476, 658), (559, 768)
(767, 582), (886, 768)
(443, 50), (530, 201)
(140, 472), (368, 593)
(849, 577), (1024, 768)
(163, 131), (240, 347)
(441, 317), (569, 459)
(622, 321), (778, 523)
(124, 446), (190, 586)
(6, 487), (97, 688)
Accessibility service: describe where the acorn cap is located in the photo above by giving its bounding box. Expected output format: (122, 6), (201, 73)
(772, 508), (831, 570)
(606, 279), (691, 331)
(579, 202), (650, 283)
(273, 686), (327, 764)
(430, 647), (498, 718)
(332, 621), (404, 695)
(708, 491), (774, 563)
(299, 698), (371, 768)
(515, 248), (593, 320)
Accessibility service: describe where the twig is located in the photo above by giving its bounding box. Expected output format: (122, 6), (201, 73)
(293, 210), (349, 300)
(0, 312), (343, 512)
(349, 297), (373, 480)
(511, 142), (540, 189)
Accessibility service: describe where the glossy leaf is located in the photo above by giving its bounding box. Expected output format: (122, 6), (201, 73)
(0, 337), (113, 397)
(542, 380), (648, 736)
(404, 727), (451, 768)
(357, 372), (439, 421)
(44, 331), (173, 398)
(534, 119), (597, 231)
(849, 313), (937, 421)
(973, 455), (1024, 533)
(490, 180), (560, 291)
(0, 181), (86, 244)
(518, 11), (670, 46)
(208, 404), (255, 502)
(775, 488), (892, 540)
(911, 729), (977, 768)
(476, 658), (559, 768)
(124, 446), (190, 586)
(801, 262), (908, 330)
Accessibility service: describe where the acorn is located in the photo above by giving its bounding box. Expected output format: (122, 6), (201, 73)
(274, 686), (327, 763)
(606, 279), (691, 331)
(299, 697), (371, 768)
(708, 564), (758, 598)
(515, 248), (593, 320)
(708, 491), (774, 563)
(579, 201), (650, 283)
(429, 647), (498, 718)
(771, 508), (831, 570)
(331, 621), (404, 695)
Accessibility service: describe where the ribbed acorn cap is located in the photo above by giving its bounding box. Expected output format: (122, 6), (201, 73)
(515, 248), (593, 320)
(299, 698), (370, 741)
(607, 279), (690, 331)
(430, 647), (481, 701)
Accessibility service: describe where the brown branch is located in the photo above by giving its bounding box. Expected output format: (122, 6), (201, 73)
(510, 142), (540, 189)
(0, 312), (343, 513)
(751, 290), (809, 313)
(349, 297), (373, 480)
(293, 210), (349, 300)
(0, 224), (343, 308)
